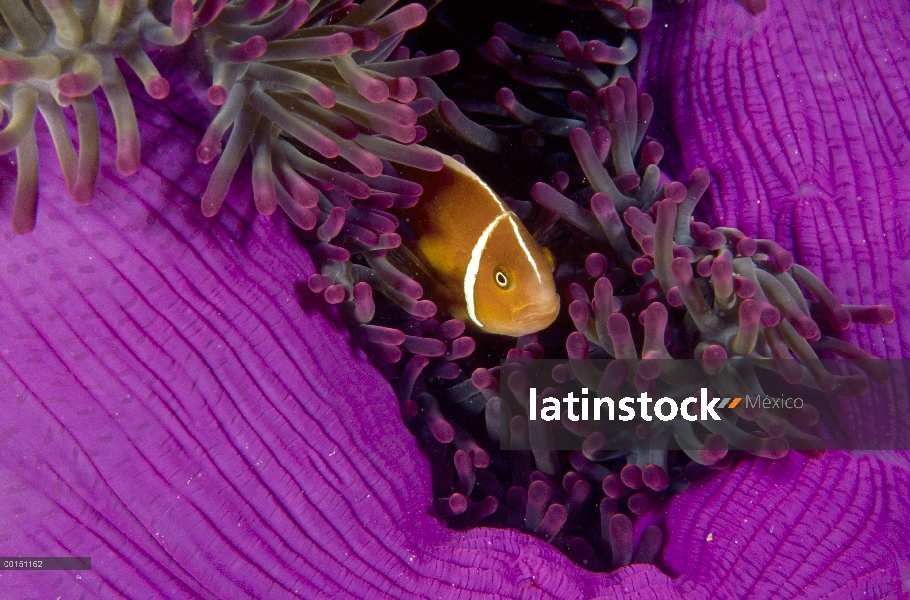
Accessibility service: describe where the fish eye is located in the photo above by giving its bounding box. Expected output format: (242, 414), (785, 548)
(494, 268), (509, 289)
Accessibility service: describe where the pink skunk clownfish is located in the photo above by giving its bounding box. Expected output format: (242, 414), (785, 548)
(390, 151), (560, 337)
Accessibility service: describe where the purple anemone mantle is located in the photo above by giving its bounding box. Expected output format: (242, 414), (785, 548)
(2, 1), (910, 598)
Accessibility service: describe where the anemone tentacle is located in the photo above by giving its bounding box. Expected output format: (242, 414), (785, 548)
(0, 0), (458, 237)
(1, 0), (470, 386)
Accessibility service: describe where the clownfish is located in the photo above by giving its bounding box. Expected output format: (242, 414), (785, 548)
(391, 152), (560, 337)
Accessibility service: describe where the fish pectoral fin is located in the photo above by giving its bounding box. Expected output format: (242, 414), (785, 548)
(385, 244), (438, 285)
(541, 247), (555, 273)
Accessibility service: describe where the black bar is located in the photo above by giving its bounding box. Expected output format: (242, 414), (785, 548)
(0, 557), (91, 570)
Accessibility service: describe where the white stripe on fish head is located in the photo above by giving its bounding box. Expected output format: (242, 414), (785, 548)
(464, 212), (509, 329)
(508, 214), (541, 283)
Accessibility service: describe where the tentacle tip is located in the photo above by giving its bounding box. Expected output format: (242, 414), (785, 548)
(625, 7), (650, 29)
(412, 300), (436, 319)
(698, 447), (728, 466)
(71, 181), (96, 206)
(245, 36), (269, 60)
(145, 76), (170, 100)
(495, 87), (516, 107)
(736, 0), (769, 15)
(206, 85), (228, 106)
(196, 143), (221, 164)
(794, 317), (821, 340)
(774, 252), (794, 271)
(314, 88), (337, 108)
(321, 143), (341, 160)
(423, 154), (444, 172)
(757, 437), (790, 459)
(817, 372), (837, 392)
(115, 154), (140, 177)
(441, 49), (460, 70)
(800, 447), (827, 460)
(663, 181), (686, 203)
(256, 198), (278, 216)
(400, 399), (419, 421)
(556, 29), (579, 48)
(324, 284), (347, 304)
(200, 195), (223, 218)
(0, 62), (12, 86)
(760, 307), (781, 328)
(56, 74), (85, 98)
(11, 208), (37, 235)
(361, 80), (390, 104)
(669, 256), (693, 282)
(736, 238), (757, 257)
(877, 305), (896, 326)
(433, 424), (456, 445)
(831, 307), (852, 330)
(350, 29), (378, 51)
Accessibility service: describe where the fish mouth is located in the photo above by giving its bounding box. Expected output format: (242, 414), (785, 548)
(511, 298), (561, 330)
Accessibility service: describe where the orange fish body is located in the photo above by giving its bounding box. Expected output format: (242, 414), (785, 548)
(393, 152), (560, 337)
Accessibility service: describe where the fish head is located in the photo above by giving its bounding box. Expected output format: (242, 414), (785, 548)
(468, 214), (560, 337)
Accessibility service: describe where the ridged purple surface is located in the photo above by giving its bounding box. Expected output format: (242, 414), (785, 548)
(641, 0), (909, 355)
(638, 2), (910, 595)
(664, 451), (910, 598)
(640, 0), (910, 447)
(0, 3), (908, 597)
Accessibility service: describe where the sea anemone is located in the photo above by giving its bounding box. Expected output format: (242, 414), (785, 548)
(1, 0), (474, 380)
(0, 0), (195, 233)
(401, 4), (897, 571)
(2, 0), (910, 596)
(0, 0), (458, 234)
(425, 1), (638, 164)
(3, 0), (889, 576)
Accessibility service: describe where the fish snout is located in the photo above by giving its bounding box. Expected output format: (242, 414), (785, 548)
(511, 297), (560, 332)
